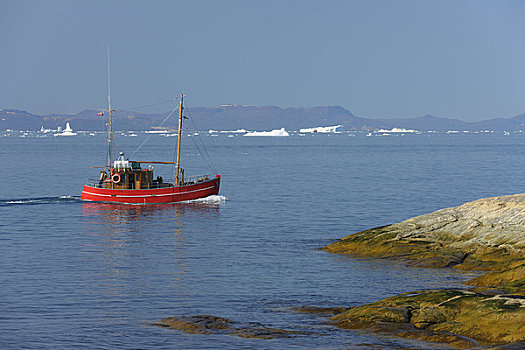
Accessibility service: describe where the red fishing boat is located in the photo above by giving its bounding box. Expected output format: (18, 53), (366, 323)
(80, 93), (220, 204)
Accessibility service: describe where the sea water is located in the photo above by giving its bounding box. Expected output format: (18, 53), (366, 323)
(1, 131), (523, 349)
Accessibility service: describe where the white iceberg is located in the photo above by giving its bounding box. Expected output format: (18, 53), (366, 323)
(244, 128), (289, 137)
(145, 129), (170, 134)
(208, 129), (248, 134)
(299, 125), (342, 133)
(54, 122), (77, 136)
(220, 129), (248, 134)
(376, 127), (416, 133)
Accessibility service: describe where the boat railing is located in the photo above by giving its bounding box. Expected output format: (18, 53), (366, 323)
(84, 174), (216, 189)
(181, 174), (215, 185)
(85, 179), (175, 189)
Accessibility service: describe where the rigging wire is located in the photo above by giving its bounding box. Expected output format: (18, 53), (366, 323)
(123, 95), (217, 177)
(182, 100), (217, 174)
(130, 100), (179, 158)
(122, 99), (175, 111)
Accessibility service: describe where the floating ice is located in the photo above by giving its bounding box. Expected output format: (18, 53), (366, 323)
(377, 127), (416, 133)
(299, 125), (342, 133)
(244, 128), (289, 137)
(54, 122), (77, 136)
(145, 130), (170, 134)
(220, 129), (248, 134)
(208, 129), (248, 134)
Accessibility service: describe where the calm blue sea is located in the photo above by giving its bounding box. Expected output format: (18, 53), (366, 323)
(1, 131), (523, 349)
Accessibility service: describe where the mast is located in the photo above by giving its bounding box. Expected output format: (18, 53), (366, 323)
(107, 45), (114, 168)
(175, 93), (184, 185)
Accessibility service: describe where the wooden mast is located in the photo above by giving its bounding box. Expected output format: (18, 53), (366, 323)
(175, 93), (183, 185)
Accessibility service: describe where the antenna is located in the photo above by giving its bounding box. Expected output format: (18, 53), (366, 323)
(107, 45), (111, 112)
(106, 45), (114, 167)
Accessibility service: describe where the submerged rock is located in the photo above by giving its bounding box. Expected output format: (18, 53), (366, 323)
(153, 315), (233, 334)
(153, 314), (305, 339)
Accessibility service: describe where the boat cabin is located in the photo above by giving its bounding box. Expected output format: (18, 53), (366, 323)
(99, 152), (167, 189)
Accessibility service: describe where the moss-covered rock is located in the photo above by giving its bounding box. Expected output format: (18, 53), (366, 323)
(321, 194), (525, 347)
(410, 307), (447, 329)
(330, 290), (525, 346)
(467, 262), (525, 295)
(153, 315), (233, 334)
(153, 314), (305, 339)
(324, 194), (525, 293)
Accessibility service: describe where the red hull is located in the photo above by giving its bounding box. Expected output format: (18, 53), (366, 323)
(80, 175), (220, 204)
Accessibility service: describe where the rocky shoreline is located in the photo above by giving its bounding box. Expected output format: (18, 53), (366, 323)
(322, 194), (525, 347)
(155, 194), (524, 348)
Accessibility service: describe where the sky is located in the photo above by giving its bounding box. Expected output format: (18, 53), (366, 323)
(1, 0), (525, 121)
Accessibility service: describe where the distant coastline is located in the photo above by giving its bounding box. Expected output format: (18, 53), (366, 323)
(2, 106), (525, 132)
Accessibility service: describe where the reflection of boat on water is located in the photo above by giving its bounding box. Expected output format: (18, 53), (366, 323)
(80, 198), (223, 296)
(80, 55), (220, 204)
(81, 198), (222, 224)
(82, 197), (223, 214)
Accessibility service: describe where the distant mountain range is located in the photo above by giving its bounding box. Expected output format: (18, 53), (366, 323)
(2, 106), (525, 132)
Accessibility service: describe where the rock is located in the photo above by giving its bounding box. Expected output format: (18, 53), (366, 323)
(231, 326), (304, 339)
(409, 307), (447, 329)
(323, 194), (525, 292)
(153, 315), (306, 339)
(467, 263), (525, 294)
(395, 329), (480, 349)
(330, 290), (525, 346)
(322, 195), (525, 347)
(153, 315), (233, 334)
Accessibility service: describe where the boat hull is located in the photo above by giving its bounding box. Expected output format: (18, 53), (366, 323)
(80, 175), (220, 204)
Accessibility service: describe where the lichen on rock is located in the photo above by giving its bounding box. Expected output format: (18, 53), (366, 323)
(323, 194), (525, 286)
(153, 314), (306, 339)
(329, 289), (525, 346)
(322, 194), (525, 347)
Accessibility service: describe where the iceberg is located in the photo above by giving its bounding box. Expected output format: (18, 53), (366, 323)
(145, 129), (170, 134)
(220, 129), (248, 134)
(54, 122), (77, 136)
(244, 128), (289, 137)
(376, 127), (416, 133)
(208, 129), (248, 134)
(299, 125), (342, 133)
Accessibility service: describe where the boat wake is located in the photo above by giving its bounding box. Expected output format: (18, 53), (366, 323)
(184, 195), (227, 204)
(0, 196), (81, 206)
(0, 195), (226, 207)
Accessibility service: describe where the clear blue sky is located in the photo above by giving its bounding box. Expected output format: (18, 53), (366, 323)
(2, 0), (525, 121)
